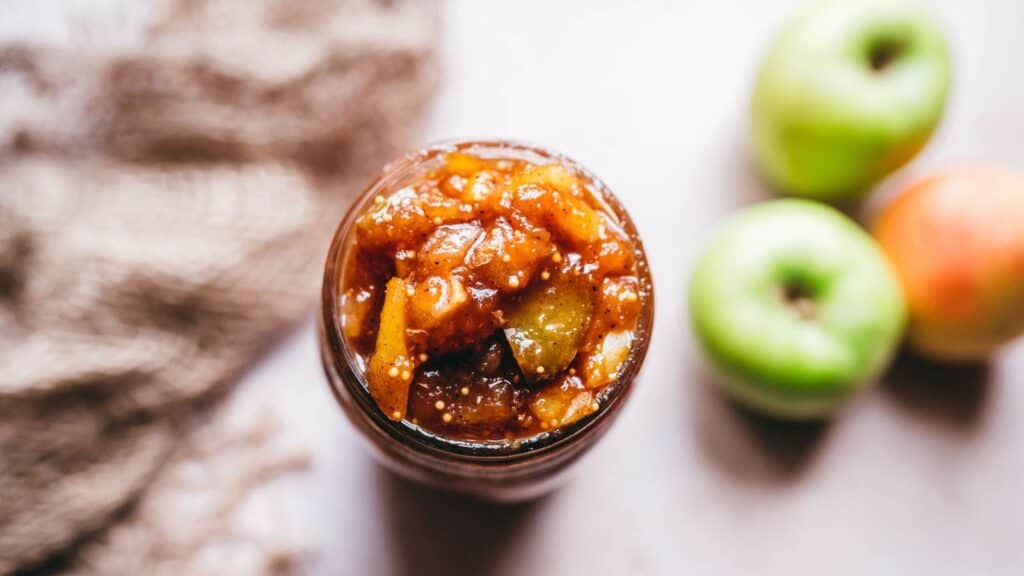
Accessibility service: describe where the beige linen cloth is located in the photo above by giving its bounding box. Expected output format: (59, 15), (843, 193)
(0, 1), (440, 573)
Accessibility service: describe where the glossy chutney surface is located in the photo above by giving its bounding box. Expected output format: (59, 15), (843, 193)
(339, 151), (648, 442)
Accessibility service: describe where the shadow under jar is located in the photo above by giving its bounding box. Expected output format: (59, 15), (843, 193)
(319, 140), (653, 501)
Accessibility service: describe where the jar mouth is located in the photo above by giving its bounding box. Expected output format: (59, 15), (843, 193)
(321, 139), (654, 461)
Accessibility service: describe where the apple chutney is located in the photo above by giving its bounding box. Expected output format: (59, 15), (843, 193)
(320, 141), (653, 500)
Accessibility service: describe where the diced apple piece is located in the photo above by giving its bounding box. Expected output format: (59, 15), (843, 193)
(356, 187), (469, 248)
(513, 183), (601, 246)
(530, 378), (596, 428)
(504, 281), (592, 382)
(467, 218), (551, 289)
(514, 163), (580, 194)
(417, 223), (484, 273)
(367, 278), (414, 420)
(461, 170), (502, 206)
(394, 248), (417, 277)
(440, 173), (467, 197)
(408, 275), (469, 329)
(595, 276), (642, 328)
(445, 152), (486, 175)
(551, 194), (602, 245)
(340, 288), (375, 342)
(583, 330), (634, 389)
(590, 215), (635, 275)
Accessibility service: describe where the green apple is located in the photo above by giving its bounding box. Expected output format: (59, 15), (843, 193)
(689, 200), (906, 419)
(751, 0), (952, 201)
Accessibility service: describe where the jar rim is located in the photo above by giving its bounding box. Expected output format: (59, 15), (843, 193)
(320, 139), (655, 462)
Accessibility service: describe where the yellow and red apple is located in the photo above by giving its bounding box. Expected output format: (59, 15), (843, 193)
(875, 166), (1024, 362)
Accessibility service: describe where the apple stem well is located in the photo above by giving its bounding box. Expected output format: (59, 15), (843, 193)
(775, 281), (817, 321)
(867, 38), (906, 72)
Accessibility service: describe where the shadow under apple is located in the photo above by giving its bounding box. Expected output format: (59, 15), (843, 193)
(881, 350), (991, 433)
(689, 360), (831, 487)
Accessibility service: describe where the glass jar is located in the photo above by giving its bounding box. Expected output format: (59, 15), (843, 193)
(318, 140), (654, 502)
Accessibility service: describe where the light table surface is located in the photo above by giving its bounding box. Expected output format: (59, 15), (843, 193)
(237, 2), (1024, 574)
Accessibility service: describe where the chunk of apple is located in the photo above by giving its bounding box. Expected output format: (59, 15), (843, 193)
(582, 330), (634, 389)
(367, 277), (414, 420)
(529, 378), (596, 428)
(504, 281), (592, 382)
